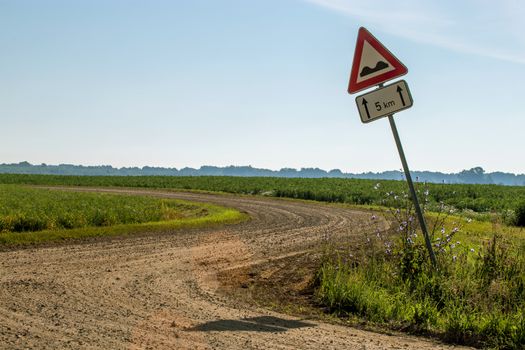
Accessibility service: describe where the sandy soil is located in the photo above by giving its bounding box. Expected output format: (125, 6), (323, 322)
(0, 188), (471, 349)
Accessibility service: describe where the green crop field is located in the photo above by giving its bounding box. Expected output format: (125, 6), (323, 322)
(1, 173), (524, 218)
(0, 185), (204, 232)
(0, 184), (246, 246)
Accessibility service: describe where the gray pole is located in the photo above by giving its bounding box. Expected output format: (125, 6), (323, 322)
(387, 115), (437, 267)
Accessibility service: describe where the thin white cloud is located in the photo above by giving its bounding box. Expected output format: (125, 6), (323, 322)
(305, 0), (450, 26)
(305, 0), (525, 65)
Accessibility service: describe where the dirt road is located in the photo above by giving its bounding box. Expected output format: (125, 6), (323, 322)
(0, 189), (469, 349)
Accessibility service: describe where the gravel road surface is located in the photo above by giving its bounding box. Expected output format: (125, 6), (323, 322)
(0, 188), (470, 349)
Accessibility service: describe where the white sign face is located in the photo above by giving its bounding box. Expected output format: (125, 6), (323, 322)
(355, 80), (413, 123)
(355, 40), (395, 84)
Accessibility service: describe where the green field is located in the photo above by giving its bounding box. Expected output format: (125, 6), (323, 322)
(1, 174), (525, 217)
(0, 184), (246, 246)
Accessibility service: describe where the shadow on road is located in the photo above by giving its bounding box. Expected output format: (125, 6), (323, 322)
(189, 315), (315, 333)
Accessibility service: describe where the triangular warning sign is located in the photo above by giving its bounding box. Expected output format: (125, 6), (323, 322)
(348, 27), (408, 94)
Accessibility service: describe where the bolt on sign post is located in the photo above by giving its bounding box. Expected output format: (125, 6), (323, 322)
(348, 27), (437, 267)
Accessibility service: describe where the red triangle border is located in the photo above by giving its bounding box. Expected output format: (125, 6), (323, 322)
(348, 27), (408, 94)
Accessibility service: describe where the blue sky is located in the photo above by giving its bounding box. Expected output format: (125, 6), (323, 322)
(1, 0), (524, 173)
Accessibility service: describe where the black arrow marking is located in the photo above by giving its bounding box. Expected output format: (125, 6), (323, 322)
(362, 98), (371, 119)
(396, 85), (406, 106)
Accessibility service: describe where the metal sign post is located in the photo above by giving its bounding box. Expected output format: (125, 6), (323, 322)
(348, 27), (437, 268)
(387, 115), (437, 267)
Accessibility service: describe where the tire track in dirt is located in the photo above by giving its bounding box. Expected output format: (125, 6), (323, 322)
(0, 188), (470, 349)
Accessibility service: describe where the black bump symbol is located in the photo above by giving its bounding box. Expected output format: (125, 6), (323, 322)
(360, 61), (389, 77)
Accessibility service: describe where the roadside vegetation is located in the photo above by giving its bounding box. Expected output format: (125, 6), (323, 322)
(0, 185), (246, 247)
(316, 186), (525, 349)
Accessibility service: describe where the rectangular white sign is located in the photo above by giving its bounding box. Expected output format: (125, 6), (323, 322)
(355, 80), (413, 123)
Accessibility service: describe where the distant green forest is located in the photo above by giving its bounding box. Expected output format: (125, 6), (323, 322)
(1, 162), (524, 186)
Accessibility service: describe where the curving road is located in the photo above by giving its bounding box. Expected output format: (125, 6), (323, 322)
(0, 189), (469, 349)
